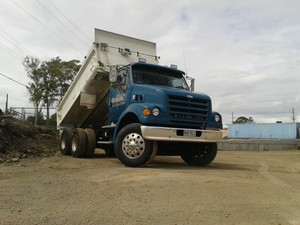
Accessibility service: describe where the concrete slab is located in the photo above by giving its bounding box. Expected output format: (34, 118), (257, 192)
(218, 139), (300, 151)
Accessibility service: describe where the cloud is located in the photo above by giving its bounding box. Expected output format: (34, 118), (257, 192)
(0, 0), (300, 125)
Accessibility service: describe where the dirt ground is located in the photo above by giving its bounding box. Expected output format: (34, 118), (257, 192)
(1, 149), (300, 225)
(0, 118), (58, 163)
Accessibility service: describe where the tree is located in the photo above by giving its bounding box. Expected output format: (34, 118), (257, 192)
(23, 56), (80, 125)
(57, 59), (80, 101)
(40, 58), (62, 123)
(234, 116), (255, 124)
(23, 56), (43, 125)
(27, 112), (46, 125)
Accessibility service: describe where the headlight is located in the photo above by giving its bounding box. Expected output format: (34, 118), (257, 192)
(152, 108), (160, 117)
(215, 114), (220, 122)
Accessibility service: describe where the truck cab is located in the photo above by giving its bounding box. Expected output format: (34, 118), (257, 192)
(57, 29), (223, 167)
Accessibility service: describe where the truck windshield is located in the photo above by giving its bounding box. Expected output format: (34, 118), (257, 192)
(132, 68), (189, 90)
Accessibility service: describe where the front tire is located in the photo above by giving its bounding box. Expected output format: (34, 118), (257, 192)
(181, 143), (217, 166)
(114, 123), (156, 167)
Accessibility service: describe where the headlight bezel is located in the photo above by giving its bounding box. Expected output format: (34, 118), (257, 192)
(152, 107), (160, 117)
(215, 114), (221, 122)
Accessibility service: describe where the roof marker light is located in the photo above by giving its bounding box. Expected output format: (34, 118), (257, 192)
(139, 58), (146, 63)
(119, 48), (131, 56)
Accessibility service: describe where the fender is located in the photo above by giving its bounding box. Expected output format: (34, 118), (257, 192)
(210, 111), (223, 129)
(112, 103), (159, 143)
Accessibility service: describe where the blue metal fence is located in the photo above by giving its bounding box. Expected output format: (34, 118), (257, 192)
(228, 123), (300, 139)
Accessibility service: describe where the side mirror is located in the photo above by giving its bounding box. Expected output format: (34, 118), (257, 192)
(185, 75), (195, 92)
(109, 66), (118, 83)
(190, 78), (195, 92)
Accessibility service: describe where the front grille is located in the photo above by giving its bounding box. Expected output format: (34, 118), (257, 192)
(168, 95), (209, 125)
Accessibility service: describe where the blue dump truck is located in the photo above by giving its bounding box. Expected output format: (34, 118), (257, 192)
(57, 29), (223, 167)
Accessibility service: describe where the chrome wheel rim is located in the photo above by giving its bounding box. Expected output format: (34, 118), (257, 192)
(122, 133), (145, 159)
(60, 135), (66, 150)
(71, 136), (78, 152)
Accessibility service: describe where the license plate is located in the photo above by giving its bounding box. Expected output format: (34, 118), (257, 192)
(183, 130), (196, 137)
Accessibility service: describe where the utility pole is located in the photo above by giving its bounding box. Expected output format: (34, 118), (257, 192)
(5, 94), (8, 114)
(292, 108), (295, 123)
(232, 112), (234, 124)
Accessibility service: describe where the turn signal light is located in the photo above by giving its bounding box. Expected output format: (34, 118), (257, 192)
(143, 109), (151, 116)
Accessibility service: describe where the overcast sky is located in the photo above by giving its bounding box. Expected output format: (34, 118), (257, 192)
(0, 0), (299, 125)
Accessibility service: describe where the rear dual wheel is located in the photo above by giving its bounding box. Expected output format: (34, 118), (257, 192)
(60, 128), (72, 155)
(85, 129), (96, 158)
(71, 128), (87, 158)
(59, 128), (96, 158)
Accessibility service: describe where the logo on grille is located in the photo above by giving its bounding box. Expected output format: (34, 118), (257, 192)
(187, 95), (193, 99)
(173, 113), (205, 120)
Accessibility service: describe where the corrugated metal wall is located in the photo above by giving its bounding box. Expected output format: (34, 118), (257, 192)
(228, 123), (300, 139)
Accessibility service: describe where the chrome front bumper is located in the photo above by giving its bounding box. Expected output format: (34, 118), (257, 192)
(140, 126), (223, 143)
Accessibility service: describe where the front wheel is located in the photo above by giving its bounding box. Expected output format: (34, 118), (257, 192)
(181, 143), (218, 166)
(114, 123), (157, 167)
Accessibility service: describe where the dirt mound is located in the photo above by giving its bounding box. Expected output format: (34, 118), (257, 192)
(0, 117), (58, 163)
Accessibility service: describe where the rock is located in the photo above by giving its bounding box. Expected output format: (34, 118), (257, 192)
(22, 154), (27, 158)
(0, 119), (7, 127)
(11, 157), (20, 162)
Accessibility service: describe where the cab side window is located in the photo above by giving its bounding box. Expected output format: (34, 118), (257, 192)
(117, 66), (129, 91)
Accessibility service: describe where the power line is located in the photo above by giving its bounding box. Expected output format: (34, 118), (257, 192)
(0, 41), (23, 60)
(0, 27), (35, 56)
(46, 0), (91, 43)
(0, 71), (28, 88)
(35, 0), (90, 48)
(7, 96), (30, 104)
(11, 0), (85, 55)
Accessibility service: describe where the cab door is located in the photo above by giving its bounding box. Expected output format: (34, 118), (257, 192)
(108, 65), (130, 124)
